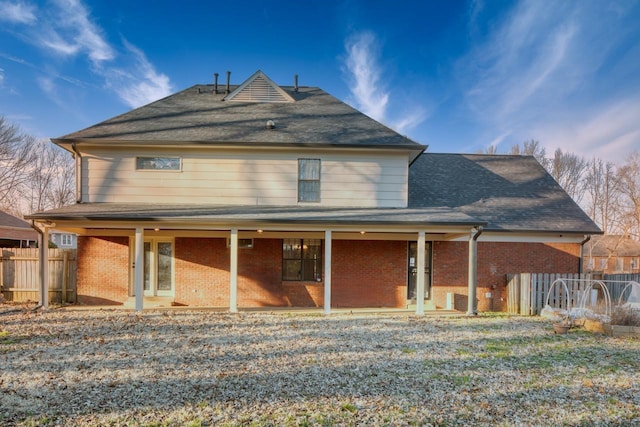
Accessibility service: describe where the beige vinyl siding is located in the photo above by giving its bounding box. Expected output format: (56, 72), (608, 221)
(82, 148), (408, 207)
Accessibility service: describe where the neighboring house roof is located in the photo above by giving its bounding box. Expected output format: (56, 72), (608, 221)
(53, 72), (424, 158)
(585, 235), (640, 257)
(408, 153), (602, 234)
(0, 210), (38, 241)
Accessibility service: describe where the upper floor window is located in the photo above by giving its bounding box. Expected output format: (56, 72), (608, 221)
(298, 159), (320, 202)
(615, 257), (624, 272)
(631, 258), (639, 270)
(61, 234), (73, 246)
(136, 157), (181, 171)
(599, 258), (608, 270)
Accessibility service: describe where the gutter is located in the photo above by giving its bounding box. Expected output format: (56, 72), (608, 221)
(71, 142), (82, 203)
(579, 234), (591, 275)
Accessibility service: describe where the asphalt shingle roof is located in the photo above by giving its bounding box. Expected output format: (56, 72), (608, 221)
(409, 153), (601, 233)
(55, 84), (424, 151)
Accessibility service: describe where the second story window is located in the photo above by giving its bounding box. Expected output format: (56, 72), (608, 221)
(136, 157), (181, 171)
(61, 234), (73, 246)
(298, 159), (320, 202)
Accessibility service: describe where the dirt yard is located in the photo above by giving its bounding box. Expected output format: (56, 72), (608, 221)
(1, 306), (638, 426)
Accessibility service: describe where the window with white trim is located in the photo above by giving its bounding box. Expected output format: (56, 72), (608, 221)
(136, 157), (181, 171)
(599, 258), (608, 270)
(61, 234), (73, 246)
(298, 159), (320, 202)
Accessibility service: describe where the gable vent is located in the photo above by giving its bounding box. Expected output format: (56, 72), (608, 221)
(224, 70), (294, 103)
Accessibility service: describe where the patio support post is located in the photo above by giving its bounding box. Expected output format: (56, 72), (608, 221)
(416, 231), (426, 316)
(467, 226), (483, 316)
(39, 226), (49, 309)
(229, 228), (238, 313)
(324, 230), (332, 315)
(134, 227), (144, 311)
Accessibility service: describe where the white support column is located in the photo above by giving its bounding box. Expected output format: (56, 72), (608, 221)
(40, 226), (49, 309)
(134, 227), (144, 312)
(415, 231), (426, 316)
(467, 227), (483, 316)
(324, 230), (332, 315)
(229, 228), (238, 313)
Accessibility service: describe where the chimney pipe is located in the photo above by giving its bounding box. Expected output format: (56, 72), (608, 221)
(214, 73), (219, 94)
(225, 71), (231, 94)
(294, 74), (299, 92)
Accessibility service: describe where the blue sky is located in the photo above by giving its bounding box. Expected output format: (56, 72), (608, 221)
(1, 0), (639, 162)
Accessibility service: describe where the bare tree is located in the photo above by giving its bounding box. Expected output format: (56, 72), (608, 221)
(0, 116), (36, 213)
(548, 148), (587, 204)
(510, 140), (548, 168)
(617, 151), (640, 239)
(24, 139), (75, 213)
(584, 158), (620, 234)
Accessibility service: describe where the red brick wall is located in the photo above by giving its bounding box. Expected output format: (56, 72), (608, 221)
(332, 240), (407, 307)
(174, 238), (287, 307)
(432, 241), (580, 311)
(174, 238), (230, 306)
(175, 238), (407, 308)
(76, 235), (581, 312)
(76, 236), (129, 304)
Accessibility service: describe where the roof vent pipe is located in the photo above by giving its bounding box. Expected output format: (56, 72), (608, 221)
(294, 74), (299, 92)
(225, 71), (231, 94)
(214, 73), (219, 94)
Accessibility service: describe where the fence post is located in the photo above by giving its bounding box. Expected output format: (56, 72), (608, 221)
(62, 250), (69, 304)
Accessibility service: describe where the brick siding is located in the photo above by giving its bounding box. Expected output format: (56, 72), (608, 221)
(76, 235), (581, 312)
(432, 241), (580, 311)
(76, 236), (130, 304)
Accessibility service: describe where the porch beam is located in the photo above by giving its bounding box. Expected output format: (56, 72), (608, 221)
(134, 227), (144, 311)
(324, 230), (332, 315)
(467, 226), (483, 316)
(416, 231), (426, 316)
(229, 228), (238, 313)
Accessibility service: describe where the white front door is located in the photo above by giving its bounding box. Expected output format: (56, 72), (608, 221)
(142, 239), (174, 297)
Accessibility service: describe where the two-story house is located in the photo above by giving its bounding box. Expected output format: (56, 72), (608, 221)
(27, 70), (601, 313)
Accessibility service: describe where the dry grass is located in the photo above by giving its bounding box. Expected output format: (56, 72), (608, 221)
(610, 305), (640, 327)
(0, 307), (639, 426)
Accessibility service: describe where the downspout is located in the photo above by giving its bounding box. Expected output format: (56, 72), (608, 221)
(71, 142), (82, 203)
(467, 226), (484, 316)
(579, 235), (591, 276)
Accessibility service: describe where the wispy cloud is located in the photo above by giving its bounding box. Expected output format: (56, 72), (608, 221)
(0, 1), (36, 24)
(342, 31), (428, 135)
(1, 0), (171, 108)
(457, 0), (640, 161)
(103, 39), (172, 108)
(35, 0), (114, 64)
(343, 31), (388, 121)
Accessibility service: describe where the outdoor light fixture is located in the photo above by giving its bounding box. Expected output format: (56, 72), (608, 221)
(257, 229), (263, 234)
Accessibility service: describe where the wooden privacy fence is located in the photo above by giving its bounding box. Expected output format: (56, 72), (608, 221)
(507, 273), (640, 315)
(0, 248), (77, 304)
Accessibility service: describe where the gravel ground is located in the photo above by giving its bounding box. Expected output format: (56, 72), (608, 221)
(0, 306), (639, 426)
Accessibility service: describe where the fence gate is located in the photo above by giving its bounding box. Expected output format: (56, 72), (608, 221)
(0, 248), (77, 304)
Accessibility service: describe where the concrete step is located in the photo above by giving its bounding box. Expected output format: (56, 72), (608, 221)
(122, 296), (174, 309)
